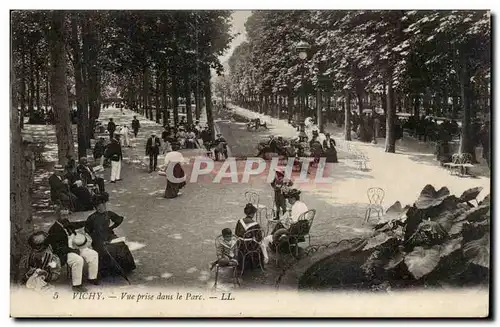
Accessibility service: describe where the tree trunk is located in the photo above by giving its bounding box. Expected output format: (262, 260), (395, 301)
(49, 10), (74, 165)
(184, 72), (193, 126)
(28, 49), (35, 117)
(35, 67), (41, 111)
(316, 87), (323, 132)
(413, 93), (420, 118)
(194, 89), (200, 122)
(287, 91), (293, 121)
(171, 69), (179, 127)
(155, 70), (161, 123)
(45, 72), (50, 112)
(20, 49), (26, 128)
(10, 61), (33, 283)
(162, 73), (168, 126)
(71, 13), (88, 160)
(83, 14), (99, 141)
(458, 49), (476, 159)
(385, 66), (396, 153)
(204, 66), (215, 139)
(345, 92), (352, 141)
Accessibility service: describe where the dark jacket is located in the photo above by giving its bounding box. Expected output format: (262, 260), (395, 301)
(49, 173), (70, 202)
(132, 119), (140, 131)
(323, 138), (336, 148)
(77, 164), (96, 185)
(46, 220), (86, 265)
(146, 136), (162, 156)
(107, 121), (116, 133)
(93, 141), (105, 159)
(105, 139), (123, 161)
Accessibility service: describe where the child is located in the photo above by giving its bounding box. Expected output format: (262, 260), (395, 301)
(209, 228), (238, 271)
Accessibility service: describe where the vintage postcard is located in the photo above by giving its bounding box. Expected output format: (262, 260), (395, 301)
(9, 9), (491, 317)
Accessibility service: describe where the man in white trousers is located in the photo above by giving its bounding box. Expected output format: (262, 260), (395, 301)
(120, 125), (131, 147)
(106, 135), (123, 183)
(46, 208), (99, 292)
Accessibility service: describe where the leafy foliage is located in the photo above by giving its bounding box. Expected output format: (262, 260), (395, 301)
(360, 184), (489, 287)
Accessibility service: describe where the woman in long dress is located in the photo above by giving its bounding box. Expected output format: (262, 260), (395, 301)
(164, 162), (186, 199)
(234, 204), (268, 270)
(322, 133), (338, 163)
(85, 193), (136, 277)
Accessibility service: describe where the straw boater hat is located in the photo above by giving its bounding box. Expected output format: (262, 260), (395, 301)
(70, 233), (92, 250)
(275, 167), (286, 176)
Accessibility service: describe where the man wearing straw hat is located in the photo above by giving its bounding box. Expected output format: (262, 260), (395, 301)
(49, 164), (78, 211)
(46, 208), (99, 292)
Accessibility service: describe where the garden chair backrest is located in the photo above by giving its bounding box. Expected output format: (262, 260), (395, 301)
(367, 187), (385, 205)
(245, 191), (260, 208)
(289, 209), (316, 236)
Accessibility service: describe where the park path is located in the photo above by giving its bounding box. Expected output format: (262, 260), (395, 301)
(229, 104), (490, 209)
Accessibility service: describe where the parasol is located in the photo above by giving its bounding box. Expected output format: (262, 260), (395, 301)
(163, 151), (185, 165)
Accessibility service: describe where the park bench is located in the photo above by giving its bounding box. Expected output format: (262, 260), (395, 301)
(443, 153), (474, 177)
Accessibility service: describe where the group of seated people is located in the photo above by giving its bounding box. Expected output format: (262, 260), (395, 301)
(19, 192), (136, 292)
(49, 157), (106, 212)
(256, 130), (338, 164)
(211, 187), (310, 274)
(247, 118), (268, 131)
(160, 118), (214, 152)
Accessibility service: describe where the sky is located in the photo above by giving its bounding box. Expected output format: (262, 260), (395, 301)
(218, 10), (252, 71)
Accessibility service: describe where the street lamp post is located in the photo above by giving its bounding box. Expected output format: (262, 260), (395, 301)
(296, 41), (310, 132)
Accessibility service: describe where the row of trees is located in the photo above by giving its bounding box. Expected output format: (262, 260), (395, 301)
(11, 10), (234, 163)
(10, 10), (234, 282)
(228, 10), (490, 153)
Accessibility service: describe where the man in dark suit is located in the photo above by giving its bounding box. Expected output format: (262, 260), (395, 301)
(146, 133), (161, 173)
(77, 157), (105, 193)
(132, 116), (140, 138)
(49, 164), (77, 211)
(46, 208), (99, 292)
(107, 118), (116, 140)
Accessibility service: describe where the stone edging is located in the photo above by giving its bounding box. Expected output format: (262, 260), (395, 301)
(276, 238), (367, 290)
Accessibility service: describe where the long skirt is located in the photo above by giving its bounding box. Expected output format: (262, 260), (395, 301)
(164, 181), (185, 198)
(98, 242), (136, 278)
(324, 147), (338, 163)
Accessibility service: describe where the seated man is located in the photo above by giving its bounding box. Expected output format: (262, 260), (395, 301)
(65, 160), (94, 211)
(46, 208), (99, 292)
(49, 164), (78, 211)
(213, 134), (228, 160)
(185, 129), (198, 149)
(262, 189), (309, 252)
(77, 157), (105, 193)
(176, 127), (187, 149)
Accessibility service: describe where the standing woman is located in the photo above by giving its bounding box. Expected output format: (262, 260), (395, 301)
(163, 154), (186, 199)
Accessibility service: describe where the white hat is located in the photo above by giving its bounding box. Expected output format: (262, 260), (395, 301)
(70, 233), (92, 250)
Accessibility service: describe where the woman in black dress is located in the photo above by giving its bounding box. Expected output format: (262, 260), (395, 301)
(85, 193), (136, 277)
(234, 204), (268, 270)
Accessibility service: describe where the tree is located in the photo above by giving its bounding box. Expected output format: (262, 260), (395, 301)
(49, 10), (74, 164)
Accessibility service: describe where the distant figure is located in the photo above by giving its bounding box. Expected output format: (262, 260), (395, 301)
(131, 116), (140, 138)
(120, 125), (131, 147)
(93, 138), (106, 167)
(146, 133), (161, 173)
(107, 118), (116, 140)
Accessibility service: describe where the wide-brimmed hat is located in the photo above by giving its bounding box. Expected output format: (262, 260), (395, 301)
(275, 167), (286, 176)
(70, 233), (92, 250)
(54, 164), (64, 172)
(284, 188), (301, 199)
(92, 192), (109, 206)
(244, 203), (258, 216)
